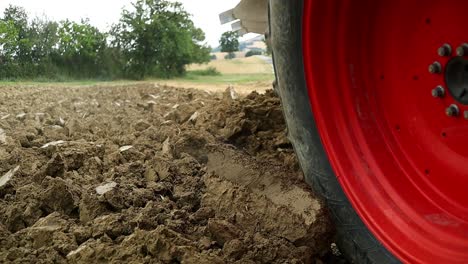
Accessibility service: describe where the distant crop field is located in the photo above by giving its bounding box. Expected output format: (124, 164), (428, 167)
(188, 56), (273, 75)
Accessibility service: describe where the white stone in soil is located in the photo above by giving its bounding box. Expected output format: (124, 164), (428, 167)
(1, 114), (10, 120)
(66, 244), (88, 258)
(96, 181), (117, 195)
(189, 112), (199, 123)
(16, 113), (27, 119)
(119, 145), (133, 152)
(229, 86), (239, 100)
(162, 137), (171, 155)
(0, 128), (6, 144)
(41, 140), (67, 149)
(0, 166), (20, 187)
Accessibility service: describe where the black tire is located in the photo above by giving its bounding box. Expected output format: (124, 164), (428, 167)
(268, 1), (400, 263)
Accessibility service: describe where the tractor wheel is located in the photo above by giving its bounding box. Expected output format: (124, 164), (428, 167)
(269, 1), (468, 263)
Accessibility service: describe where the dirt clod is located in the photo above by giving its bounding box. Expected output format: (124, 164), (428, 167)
(0, 83), (340, 263)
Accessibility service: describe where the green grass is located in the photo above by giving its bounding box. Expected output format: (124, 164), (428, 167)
(188, 67), (221, 76)
(178, 73), (274, 84)
(0, 72), (274, 87)
(0, 79), (136, 87)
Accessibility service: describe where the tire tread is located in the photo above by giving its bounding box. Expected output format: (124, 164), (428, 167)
(268, 1), (400, 263)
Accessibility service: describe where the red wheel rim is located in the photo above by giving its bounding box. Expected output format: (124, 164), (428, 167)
(302, 1), (468, 263)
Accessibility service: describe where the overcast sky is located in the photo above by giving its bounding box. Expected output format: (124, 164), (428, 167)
(0, 0), (257, 47)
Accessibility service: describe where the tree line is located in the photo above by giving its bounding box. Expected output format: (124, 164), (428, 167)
(0, 0), (211, 80)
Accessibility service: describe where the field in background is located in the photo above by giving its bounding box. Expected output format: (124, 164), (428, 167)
(188, 56), (273, 75)
(0, 56), (275, 95)
(161, 56), (274, 94)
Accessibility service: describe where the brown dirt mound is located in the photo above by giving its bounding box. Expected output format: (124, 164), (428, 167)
(0, 83), (342, 263)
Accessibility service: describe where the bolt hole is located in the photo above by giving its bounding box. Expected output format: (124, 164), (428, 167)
(425, 18), (431, 24)
(442, 132), (447, 138)
(380, 75), (385, 80)
(424, 169), (430, 175)
(413, 75), (419, 81)
(395, 125), (400, 131)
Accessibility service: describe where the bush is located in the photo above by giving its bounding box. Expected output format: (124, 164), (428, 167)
(245, 50), (263, 57)
(189, 67), (221, 76)
(0, 1), (210, 81)
(224, 53), (236, 60)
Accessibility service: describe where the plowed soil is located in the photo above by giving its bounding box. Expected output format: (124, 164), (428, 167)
(0, 83), (344, 263)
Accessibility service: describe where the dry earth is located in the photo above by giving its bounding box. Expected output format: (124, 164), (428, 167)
(188, 57), (273, 75)
(0, 83), (346, 263)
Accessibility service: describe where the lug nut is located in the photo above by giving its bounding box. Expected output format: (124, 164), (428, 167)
(432, 86), (445, 98)
(446, 104), (460, 117)
(438, 44), (452, 57)
(428, 61), (442, 74)
(456, 43), (468, 56)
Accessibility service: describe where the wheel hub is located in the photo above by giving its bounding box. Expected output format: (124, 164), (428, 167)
(446, 56), (468, 105)
(302, 1), (468, 263)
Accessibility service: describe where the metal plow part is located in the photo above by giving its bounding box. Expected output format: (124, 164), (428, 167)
(219, 0), (268, 35)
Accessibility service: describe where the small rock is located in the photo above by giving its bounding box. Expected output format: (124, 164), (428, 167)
(1, 114), (10, 120)
(223, 86), (239, 101)
(207, 219), (242, 245)
(223, 239), (245, 259)
(144, 168), (158, 182)
(79, 194), (108, 223)
(191, 207), (215, 222)
(0, 166), (20, 187)
(146, 100), (157, 111)
(66, 244), (88, 259)
(189, 112), (199, 123)
(199, 236), (213, 250)
(16, 113), (27, 120)
(161, 120), (173, 125)
(119, 145), (133, 152)
(96, 182), (117, 195)
(40, 177), (77, 215)
(149, 94), (160, 99)
(41, 140), (66, 149)
(0, 128), (6, 144)
(35, 113), (46, 122)
(44, 154), (65, 177)
(172, 104), (180, 109)
(134, 120), (151, 131)
(162, 138), (171, 156)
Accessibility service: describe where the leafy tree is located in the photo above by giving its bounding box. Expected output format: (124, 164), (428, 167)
(55, 19), (107, 77)
(2, 5), (31, 63)
(0, 20), (19, 62)
(112, 0), (210, 79)
(219, 31), (239, 59)
(29, 17), (59, 63)
(0, 5), (31, 77)
(0, 1), (211, 80)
